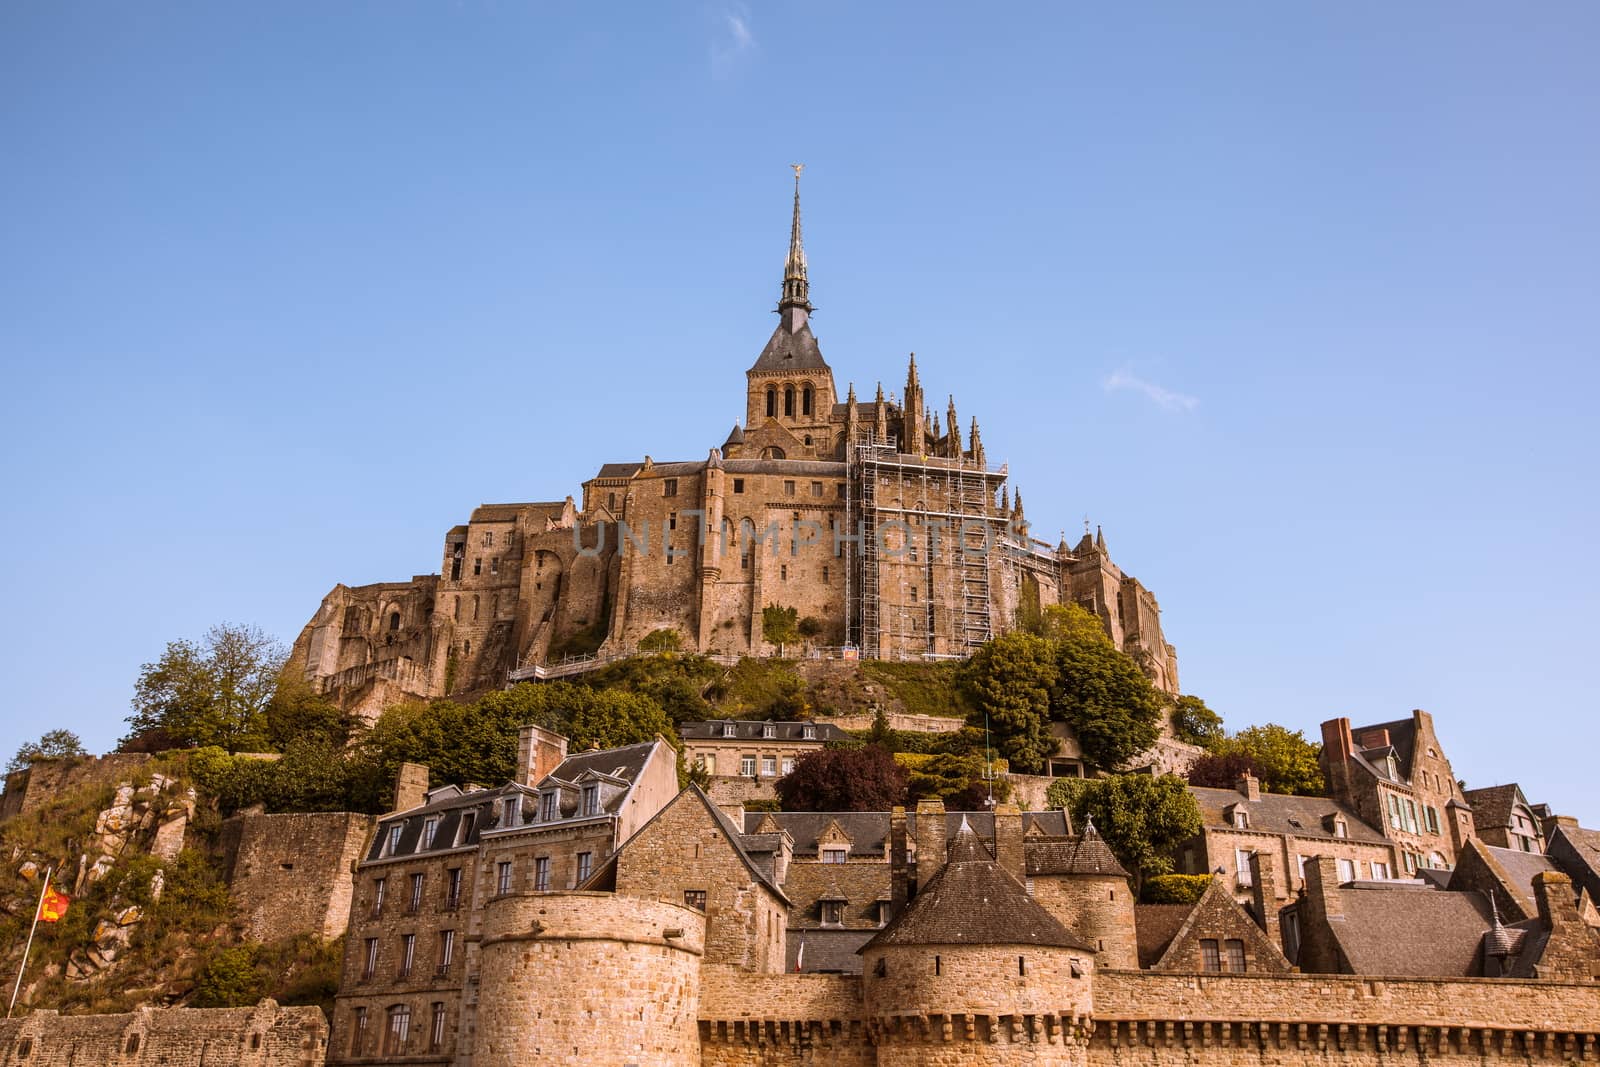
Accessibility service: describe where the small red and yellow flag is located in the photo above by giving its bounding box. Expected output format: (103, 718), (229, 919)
(38, 888), (69, 923)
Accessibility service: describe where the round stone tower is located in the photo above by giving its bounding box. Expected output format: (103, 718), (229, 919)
(474, 891), (705, 1067)
(860, 820), (1095, 1066)
(1033, 818), (1138, 969)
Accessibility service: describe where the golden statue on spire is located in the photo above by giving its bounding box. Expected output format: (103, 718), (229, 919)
(791, 162), (805, 179)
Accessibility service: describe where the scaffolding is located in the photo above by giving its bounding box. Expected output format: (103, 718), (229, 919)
(849, 440), (1005, 660)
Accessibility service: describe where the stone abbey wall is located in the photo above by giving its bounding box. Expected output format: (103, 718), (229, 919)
(473, 892), (705, 1067)
(0, 1002), (326, 1067)
(0, 754), (153, 821)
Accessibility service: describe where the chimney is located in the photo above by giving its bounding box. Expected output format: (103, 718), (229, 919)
(1237, 773), (1261, 802)
(1305, 856), (1343, 919)
(913, 799), (948, 894)
(392, 763), (430, 813)
(516, 724), (568, 788)
(1319, 718), (1355, 801)
(1357, 728), (1390, 750)
(890, 806), (910, 910)
(1534, 871), (1578, 931)
(1248, 851), (1280, 947)
(993, 804), (1025, 883)
(717, 800), (746, 828)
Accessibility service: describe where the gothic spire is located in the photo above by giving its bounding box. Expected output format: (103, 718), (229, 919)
(969, 416), (985, 465)
(947, 395), (961, 457)
(778, 164), (812, 319)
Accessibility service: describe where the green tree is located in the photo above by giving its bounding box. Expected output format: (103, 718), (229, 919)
(1037, 602), (1111, 645)
(1051, 632), (1163, 771)
(1141, 873), (1214, 904)
(761, 604), (801, 655)
(1171, 694), (1225, 749)
(959, 631), (1059, 774)
(264, 674), (351, 750)
(776, 747), (909, 812)
(638, 628), (683, 652)
(1215, 724), (1324, 795)
(7, 728), (87, 772)
(1047, 773), (1201, 887)
(125, 623), (286, 752)
(191, 945), (266, 1008)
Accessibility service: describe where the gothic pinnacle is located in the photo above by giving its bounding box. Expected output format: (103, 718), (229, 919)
(778, 163), (812, 318)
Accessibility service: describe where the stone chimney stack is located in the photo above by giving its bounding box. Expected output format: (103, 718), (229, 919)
(913, 799), (948, 895)
(890, 806), (910, 911)
(515, 724), (568, 788)
(993, 803), (1025, 883)
(1534, 870), (1577, 930)
(392, 762), (430, 813)
(1237, 773), (1261, 802)
(1319, 718), (1355, 801)
(717, 800), (746, 828)
(1248, 851), (1280, 947)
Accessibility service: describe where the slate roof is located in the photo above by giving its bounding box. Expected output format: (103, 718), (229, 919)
(1550, 824), (1600, 894)
(593, 463), (643, 479)
(863, 822), (1092, 951)
(364, 784), (508, 863)
(680, 720), (846, 743)
(1134, 904), (1194, 969)
(541, 740), (659, 798)
(1461, 784), (1522, 831)
(1189, 786), (1388, 844)
(739, 810), (1070, 858)
(1027, 825), (1129, 878)
(1481, 844), (1561, 915)
(750, 317), (830, 373)
(469, 501), (564, 524)
(1325, 883), (1493, 976)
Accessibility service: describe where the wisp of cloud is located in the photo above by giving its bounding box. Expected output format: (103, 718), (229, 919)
(1102, 368), (1199, 412)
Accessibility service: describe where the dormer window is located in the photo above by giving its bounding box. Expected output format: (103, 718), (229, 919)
(802, 724), (816, 740)
(422, 817), (440, 849)
(722, 722), (737, 739)
(762, 722), (776, 739)
(820, 900), (843, 925)
(455, 811), (475, 847)
(385, 824), (404, 856)
(539, 792), (557, 822)
(1334, 818), (1348, 839)
(1231, 809), (1249, 830)
(1386, 755), (1399, 781)
(581, 784), (600, 817)
(821, 847), (848, 864)
(502, 797), (520, 827)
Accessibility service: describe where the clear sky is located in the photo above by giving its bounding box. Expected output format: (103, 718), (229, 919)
(2, 3), (1596, 822)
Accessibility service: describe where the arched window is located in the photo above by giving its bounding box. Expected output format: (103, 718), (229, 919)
(766, 388), (776, 418)
(761, 446), (786, 460)
(784, 386), (795, 417)
(389, 612), (401, 631)
(802, 384), (813, 416)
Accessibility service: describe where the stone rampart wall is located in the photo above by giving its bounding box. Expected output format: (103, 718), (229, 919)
(0, 1001), (326, 1067)
(0, 754), (154, 821)
(227, 812), (373, 942)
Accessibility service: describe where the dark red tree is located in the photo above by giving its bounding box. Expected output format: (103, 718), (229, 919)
(1186, 751), (1262, 789)
(775, 746), (909, 812)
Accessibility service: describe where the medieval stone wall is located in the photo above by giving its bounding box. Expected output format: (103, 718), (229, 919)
(473, 892), (704, 1067)
(0, 754), (153, 821)
(226, 812), (373, 942)
(1031, 877), (1138, 970)
(0, 1002), (326, 1067)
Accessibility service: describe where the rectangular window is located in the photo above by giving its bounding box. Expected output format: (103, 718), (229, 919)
(503, 796), (520, 827)
(408, 872), (425, 913)
(784, 480), (796, 496)
(1403, 851), (1417, 873)
(581, 784), (600, 816)
(733, 478), (745, 494)
(1296, 855), (1308, 882)
(1370, 860), (1390, 880)
(540, 792), (557, 822)
(1224, 939), (1246, 973)
(761, 756), (777, 777)
(1337, 858), (1356, 883)
(741, 755), (757, 777)
(836, 483), (846, 498)
(703, 754), (717, 775)
(811, 481), (823, 497)
(1388, 794), (1403, 829)
(684, 889), (707, 911)
(1424, 805), (1440, 834)
(534, 856), (551, 892)
(473, 557), (482, 576)
(457, 811), (476, 846)
(399, 933), (416, 977)
(429, 1003), (446, 1053)
(362, 938), (378, 981)
(351, 1008), (369, 1056)
(385, 1006), (411, 1055)
(821, 900), (843, 925)
(607, 491), (617, 511)
(576, 851), (593, 884)
(497, 861), (513, 895)
(482, 531), (494, 547)
(1404, 799), (1420, 834)
(663, 478), (678, 497)
(371, 877), (387, 918)
(821, 847), (847, 864)
(490, 557), (499, 575)
(446, 868), (463, 909)
(781, 757), (795, 775)
(780, 564), (788, 580)
(437, 929), (455, 975)
(1235, 849), (1255, 886)
(668, 512), (677, 530)
(822, 566), (829, 583)
(422, 816), (440, 848)
(386, 824), (404, 855)
(1200, 939), (1221, 973)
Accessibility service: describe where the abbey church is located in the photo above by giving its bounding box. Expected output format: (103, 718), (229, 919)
(291, 175), (1178, 717)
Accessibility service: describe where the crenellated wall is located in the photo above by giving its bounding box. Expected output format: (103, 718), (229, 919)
(1091, 971), (1600, 1066)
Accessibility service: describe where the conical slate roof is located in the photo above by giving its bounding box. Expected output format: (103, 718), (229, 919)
(863, 820), (1092, 951)
(1063, 820), (1129, 877)
(750, 315), (830, 373)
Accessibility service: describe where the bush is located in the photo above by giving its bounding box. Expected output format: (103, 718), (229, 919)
(190, 946), (266, 1008)
(1141, 873), (1214, 904)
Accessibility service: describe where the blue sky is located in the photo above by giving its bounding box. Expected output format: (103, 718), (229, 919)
(2, 3), (1596, 821)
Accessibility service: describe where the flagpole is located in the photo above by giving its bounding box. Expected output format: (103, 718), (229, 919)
(8, 865), (51, 1019)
